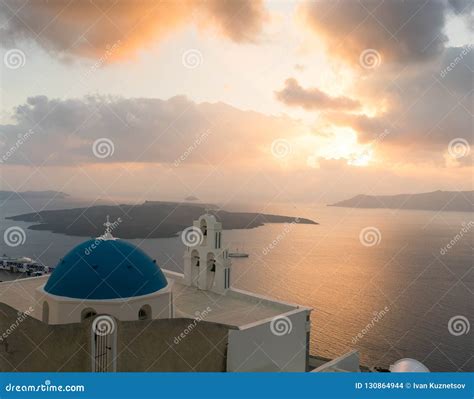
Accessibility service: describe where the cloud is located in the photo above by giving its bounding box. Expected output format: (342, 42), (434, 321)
(1, 94), (470, 201)
(294, 0), (473, 166)
(275, 78), (361, 111)
(0, 0), (266, 60)
(323, 45), (473, 165)
(0, 95), (301, 166)
(448, 0), (474, 29)
(448, 0), (471, 14)
(300, 0), (452, 64)
(200, 0), (267, 42)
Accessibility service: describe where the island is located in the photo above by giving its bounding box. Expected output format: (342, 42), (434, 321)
(329, 190), (473, 212)
(6, 201), (317, 239)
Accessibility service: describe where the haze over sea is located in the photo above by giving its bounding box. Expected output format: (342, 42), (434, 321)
(1, 197), (472, 371)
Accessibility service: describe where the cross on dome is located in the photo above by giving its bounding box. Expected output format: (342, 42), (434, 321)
(101, 215), (115, 240)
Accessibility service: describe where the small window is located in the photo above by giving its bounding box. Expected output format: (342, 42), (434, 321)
(138, 305), (151, 320)
(81, 308), (97, 321)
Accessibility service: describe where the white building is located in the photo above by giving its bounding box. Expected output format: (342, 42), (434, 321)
(0, 213), (359, 372)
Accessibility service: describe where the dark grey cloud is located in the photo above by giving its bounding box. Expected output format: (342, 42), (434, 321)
(202, 0), (267, 42)
(448, 0), (471, 13)
(325, 46), (473, 164)
(0, 95), (300, 166)
(275, 78), (361, 111)
(301, 0), (456, 64)
(296, 0), (473, 164)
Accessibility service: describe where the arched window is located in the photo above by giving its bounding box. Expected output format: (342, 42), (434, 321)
(42, 301), (49, 323)
(206, 253), (216, 290)
(138, 305), (151, 320)
(200, 218), (208, 245)
(190, 249), (200, 287)
(81, 308), (97, 321)
(207, 253), (216, 272)
(200, 219), (207, 236)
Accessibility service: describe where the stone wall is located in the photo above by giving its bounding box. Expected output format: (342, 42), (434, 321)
(0, 303), (89, 371)
(0, 303), (228, 372)
(116, 318), (228, 371)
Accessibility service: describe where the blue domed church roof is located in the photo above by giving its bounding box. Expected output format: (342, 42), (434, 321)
(44, 239), (168, 300)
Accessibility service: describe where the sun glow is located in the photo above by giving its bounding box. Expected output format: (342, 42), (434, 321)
(298, 127), (373, 168)
(347, 148), (373, 166)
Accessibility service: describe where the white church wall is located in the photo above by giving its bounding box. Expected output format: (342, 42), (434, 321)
(36, 283), (174, 324)
(226, 308), (310, 372)
(182, 213), (230, 294)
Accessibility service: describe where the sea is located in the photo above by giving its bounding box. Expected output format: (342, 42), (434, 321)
(1, 197), (472, 372)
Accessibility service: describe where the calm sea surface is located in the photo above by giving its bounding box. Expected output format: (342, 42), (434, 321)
(1, 197), (472, 371)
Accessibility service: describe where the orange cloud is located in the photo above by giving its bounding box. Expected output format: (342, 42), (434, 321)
(0, 0), (267, 60)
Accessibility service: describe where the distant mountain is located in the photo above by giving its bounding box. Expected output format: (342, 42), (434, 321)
(329, 191), (473, 212)
(0, 190), (69, 200)
(184, 195), (199, 202)
(7, 202), (317, 239)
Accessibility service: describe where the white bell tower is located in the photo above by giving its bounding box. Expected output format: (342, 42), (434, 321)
(183, 212), (231, 294)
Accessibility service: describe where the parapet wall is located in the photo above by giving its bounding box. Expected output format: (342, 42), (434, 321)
(0, 303), (228, 372)
(0, 303), (89, 372)
(117, 318), (228, 371)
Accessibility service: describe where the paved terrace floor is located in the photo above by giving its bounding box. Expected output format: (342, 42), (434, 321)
(171, 281), (294, 328)
(0, 276), (296, 327)
(0, 276), (48, 320)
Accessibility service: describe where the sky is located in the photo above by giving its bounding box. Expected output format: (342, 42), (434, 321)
(0, 0), (472, 204)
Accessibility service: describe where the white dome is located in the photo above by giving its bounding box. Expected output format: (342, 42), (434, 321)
(390, 358), (429, 372)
